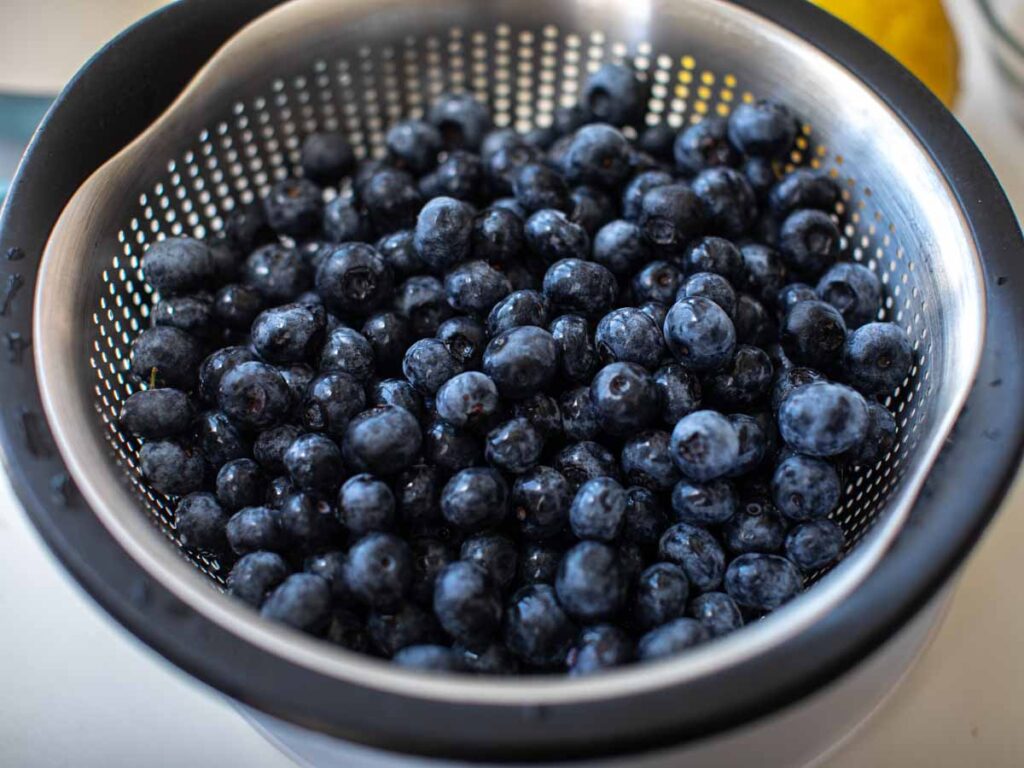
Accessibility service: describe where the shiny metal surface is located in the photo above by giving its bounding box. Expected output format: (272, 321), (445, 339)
(33, 0), (985, 705)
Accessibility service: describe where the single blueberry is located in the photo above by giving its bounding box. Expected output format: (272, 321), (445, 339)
(590, 362), (660, 436)
(593, 220), (650, 276)
(344, 532), (414, 610)
(461, 534), (519, 591)
(301, 131), (355, 187)
(816, 262), (882, 329)
(217, 361), (292, 430)
(435, 371), (501, 431)
(771, 453), (842, 521)
(316, 242), (393, 316)
(482, 325), (559, 399)
(556, 541), (627, 622)
(663, 297), (737, 372)
(689, 591), (744, 638)
(659, 522), (727, 592)
(635, 562), (691, 630)
(175, 493), (229, 553)
(704, 345), (774, 408)
(437, 315), (488, 369)
(216, 458), (265, 512)
(654, 364), (702, 425)
(781, 300), (847, 370)
(681, 272), (737, 318)
(671, 479), (737, 526)
(420, 150), (483, 201)
(376, 229), (424, 278)
(130, 326), (203, 389)
(485, 418), (544, 474)
(403, 338), (463, 395)
(639, 184), (705, 255)
(214, 283), (264, 331)
(339, 473), (396, 535)
(550, 314), (599, 383)
(432, 560), (503, 649)
(673, 116), (739, 176)
(559, 386), (601, 441)
(444, 260), (512, 315)
(302, 371), (366, 438)
(119, 388), (193, 439)
(567, 624), (634, 676)
(525, 209), (591, 267)
(570, 477), (628, 543)
(429, 92), (493, 151)
(582, 62), (649, 127)
(727, 99), (798, 158)
(561, 123), (632, 188)
(251, 303), (326, 364)
(394, 276), (453, 338)
(843, 322), (914, 395)
(284, 433), (345, 494)
(595, 307), (665, 369)
(263, 178), (323, 239)
(512, 466), (572, 540)
(778, 381), (869, 457)
(637, 618), (709, 660)
(785, 519), (845, 571)
(632, 260), (683, 305)
(228, 551), (290, 607)
(769, 169), (841, 217)
(724, 553), (803, 612)
(847, 402), (898, 465)
(359, 167), (424, 234)
(471, 207), (525, 265)
(486, 290), (550, 336)
(441, 468), (509, 531)
(343, 406), (423, 475)
(778, 209), (840, 279)
(720, 498), (787, 554)
(226, 506), (283, 555)
(319, 326), (376, 382)
(386, 118), (442, 174)
(692, 167), (757, 239)
(621, 431), (681, 491)
(504, 584), (577, 669)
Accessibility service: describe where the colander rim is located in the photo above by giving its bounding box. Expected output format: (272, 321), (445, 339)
(1, 0), (1023, 761)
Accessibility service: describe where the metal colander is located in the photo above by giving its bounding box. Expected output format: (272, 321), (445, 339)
(4, 0), (1022, 762)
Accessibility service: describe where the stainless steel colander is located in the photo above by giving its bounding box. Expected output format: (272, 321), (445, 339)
(2, 0), (1023, 764)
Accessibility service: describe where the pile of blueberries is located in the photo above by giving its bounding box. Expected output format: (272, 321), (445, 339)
(120, 62), (913, 675)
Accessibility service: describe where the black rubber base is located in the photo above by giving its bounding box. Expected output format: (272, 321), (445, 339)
(0, 0), (1021, 762)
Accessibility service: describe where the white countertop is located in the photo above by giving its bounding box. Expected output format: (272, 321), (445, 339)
(1, 1), (1022, 766)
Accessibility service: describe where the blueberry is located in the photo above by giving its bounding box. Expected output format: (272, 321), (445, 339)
(279, 363), (315, 408)
(214, 284), (264, 330)
(119, 388), (193, 439)
(725, 553), (802, 612)
(141, 236), (215, 296)
(433, 561), (502, 648)
(721, 499), (786, 554)
(550, 314), (598, 382)
(567, 624), (634, 676)
(654, 364), (702, 425)
(843, 322), (914, 395)
(504, 584), (577, 668)
(486, 418), (543, 474)
(778, 381), (868, 457)
(562, 123), (631, 188)
(741, 244), (786, 309)
(525, 209), (591, 267)
(561, 184), (608, 240)
(590, 362), (660, 436)
(692, 167), (756, 239)
(637, 618), (709, 660)
(556, 541), (627, 622)
(547, 260), (621, 321)
(512, 162), (571, 213)
(689, 592), (744, 638)
(743, 156), (779, 200)
(554, 441), (619, 491)
(393, 645), (465, 672)
(194, 410), (249, 467)
(265, 476), (296, 509)
(778, 282), (818, 313)
(683, 236), (745, 282)
(444, 260), (512, 315)
(343, 406), (423, 475)
(622, 170), (673, 222)
(639, 184), (705, 254)
(228, 551), (290, 607)
(428, 92), (492, 151)
(262, 178), (323, 239)
(570, 478), (627, 543)
(315, 242), (393, 316)
(582, 62), (648, 127)
(394, 276), (453, 338)
(244, 244), (312, 302)
(659, 522), (726, 592)
(779, 209), (840, 279)
(559, 386), (601, 441)
(344, 532), (413, 609)
(130, 326), (202, 389)
(848, 402), (897, 465)
(729, 413), (769, 476)
(298, 131), (354, 186)
(174, 493), (228, 552)
(622, 487), (668, 545)
(671, 479), (737, 526)
(513, 394), (563, 441)
(733, 294), (776, 347)
(673, 116), (739, 176)
(302, 371), (366, 437)
(785, 519), (845, 571)
(361, 311), (411, 374)
(386, 119), (442, 174)
(471, 207), (525, 264)
(420, 150), (483, 201)
(518, 544), (563, 585)
(277, 492), (341, 555)
(769, 169), (841, 216)
(511, 466), (572, 540)
(302, 550), (351, 604)
(322, 196), (370, 244)
(635, 562), (691, 629)
(376, 230), (424, 278)
(226, 506), (283, 555)
(367, 602), (444, 657)
(592, 220), (649, 275)
(438, 315), (488, 368)
(727, 99), (798, 158)
(771, 453), (842, 521)
(336, 473), (395, 535)
(486, 290), (549, 336)
(423, 419), (484, 474)
(595, 308), (664, 369)
(403, 338), (462, 395)
(704, 345), (774, 408)
(482, 326), (559, 399)
(222, 203), (275, 256)
(816, 262), (881, 329)
(621, 431), (681, 491)
(663, 297), (736, 372)
(327, 610), (371, 652)
(637, 123), (677, 162)
(441, 468), (509, 531)
(781, 300), (847, 369)
(436, 371), (501, 430)
(138, 439), (205, 497)
(253, 424), (303, 473)
(681, 272), (737, 318)
(214, 458), (264, 512)
(461, 534), (519, 591)
(216, 361), (291, 430)
(409, 537), (455, 606)
(360, 167), (424, 234)
(153, 293), (214, 338)
(396, 464), (441, 527)
(251, 303), (325, 364)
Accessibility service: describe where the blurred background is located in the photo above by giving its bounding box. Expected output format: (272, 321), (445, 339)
(0, 1), (1022, 766)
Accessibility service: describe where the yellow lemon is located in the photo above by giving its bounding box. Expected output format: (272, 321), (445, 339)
(812, 0), (960, 107)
